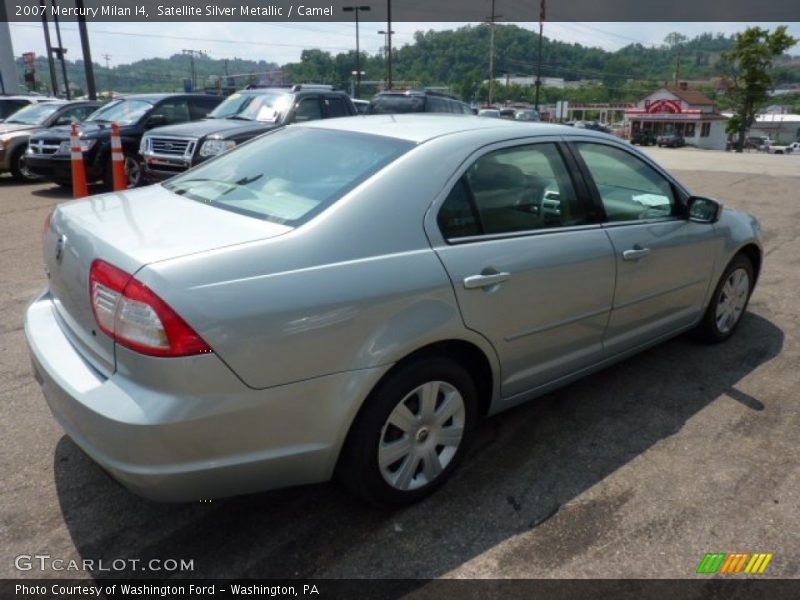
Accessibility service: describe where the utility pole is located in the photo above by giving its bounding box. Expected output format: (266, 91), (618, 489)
(182, 49), (206, 91)
(102, 53), (112, 98)
(343, 5), (370, 98)
(50, 0), (70, 99)
(39, 0), (58, 96)
(378, 29), (394, 90)
(674, 52), (682, 86)
(386, 0), (392, 89)
(534, 0), (545, 111)
(76, 0), (96, 100)
(486, 0), (500, 106)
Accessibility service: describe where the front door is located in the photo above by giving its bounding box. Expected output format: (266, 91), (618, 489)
(429, 141), (616, 398)
(572, 142), (717, 355)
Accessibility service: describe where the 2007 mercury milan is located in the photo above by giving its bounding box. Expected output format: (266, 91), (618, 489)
(26, 116), (762, 505)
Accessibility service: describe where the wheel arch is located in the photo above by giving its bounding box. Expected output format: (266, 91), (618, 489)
(736, 243), (762, 285)
(333, 338), (496, 474)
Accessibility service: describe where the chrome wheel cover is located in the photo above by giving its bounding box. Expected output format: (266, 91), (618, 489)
(378, 380), (466, 491)
(716, 268), (750, 334)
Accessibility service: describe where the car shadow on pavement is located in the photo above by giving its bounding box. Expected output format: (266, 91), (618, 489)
(53, 312), (783, 580)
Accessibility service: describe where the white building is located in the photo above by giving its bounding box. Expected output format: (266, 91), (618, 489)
(749, 113), (800, 144)
(624, 84), (728, 150)
(486, 76), (565, 89)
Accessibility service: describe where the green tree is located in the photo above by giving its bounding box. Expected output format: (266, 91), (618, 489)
(721, 26), (797, 152)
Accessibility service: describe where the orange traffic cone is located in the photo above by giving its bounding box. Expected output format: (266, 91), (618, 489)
(110, 122), (127, 191)
(69, 123), (89, 198)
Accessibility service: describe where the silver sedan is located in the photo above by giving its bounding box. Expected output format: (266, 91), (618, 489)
(26, 115), (762, 505)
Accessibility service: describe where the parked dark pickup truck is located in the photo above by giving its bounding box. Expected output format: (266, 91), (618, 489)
(25, 93), (222, 189)
(141, 85), (358, 182)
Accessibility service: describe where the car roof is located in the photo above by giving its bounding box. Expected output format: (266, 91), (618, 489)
(0, 95), (58, 101)
(300, 114), (610, 144)
(122, 93), (218, 102)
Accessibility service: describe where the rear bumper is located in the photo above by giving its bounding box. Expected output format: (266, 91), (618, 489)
(25, 289), (386, 502)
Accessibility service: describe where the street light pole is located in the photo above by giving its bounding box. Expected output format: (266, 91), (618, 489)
(343, 5), (370, 98)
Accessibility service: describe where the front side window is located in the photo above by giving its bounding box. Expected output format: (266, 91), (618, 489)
(438, 143), (585, 239)
(163, 127), (414, 226)
(576, 143), (677, 222)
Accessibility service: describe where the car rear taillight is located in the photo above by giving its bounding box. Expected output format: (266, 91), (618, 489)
(89, 259), (212, 357)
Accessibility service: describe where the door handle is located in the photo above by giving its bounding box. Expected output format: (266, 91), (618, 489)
(463, 272), (511, 289)
(622, 246), (651, 261)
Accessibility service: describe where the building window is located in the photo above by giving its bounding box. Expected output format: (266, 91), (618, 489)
(700, 123), (711, 137)
(685, 123), (696, 137)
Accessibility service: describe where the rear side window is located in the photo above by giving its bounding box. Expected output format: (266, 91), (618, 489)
(439, 143), (585, 239)
(164, 127), (414, 226)
(155, 99), (191, 125)
(292, 97), (323, 122)
(324, 96), (349, 118)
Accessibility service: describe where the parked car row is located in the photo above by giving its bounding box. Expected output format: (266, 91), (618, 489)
(5, 87), (546, 190)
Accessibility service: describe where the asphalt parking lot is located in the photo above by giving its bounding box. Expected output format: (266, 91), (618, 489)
(1, 147), (799, 581)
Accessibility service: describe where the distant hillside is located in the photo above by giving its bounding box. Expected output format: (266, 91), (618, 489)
(16, 53), (280, 95)
(16, 24), (800, 104)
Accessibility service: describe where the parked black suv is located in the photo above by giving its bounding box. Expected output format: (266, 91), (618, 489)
(631, 129), (657, 146)
(367, 90), (472, 115)
(141, 85), (358, 182)
(25, 93), (222, 188)
(1, 100), (101, 181)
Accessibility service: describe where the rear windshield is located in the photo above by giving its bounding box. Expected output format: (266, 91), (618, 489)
(368, 95), (426, 114)
(163, 127), (414, 226)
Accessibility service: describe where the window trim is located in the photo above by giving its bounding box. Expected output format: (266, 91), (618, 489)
(565, 139), (691, 226)
(432, 138), (602, 245)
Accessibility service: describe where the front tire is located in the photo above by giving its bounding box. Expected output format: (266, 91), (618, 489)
(9, 147), (41, 182)
(694, 254), (754, 343)
(337, 357), (478, 506)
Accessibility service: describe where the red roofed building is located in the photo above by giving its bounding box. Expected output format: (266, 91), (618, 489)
(624, 83), (728, 150)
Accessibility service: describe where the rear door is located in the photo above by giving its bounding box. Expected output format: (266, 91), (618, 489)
(571, 141), (716, 355)
(427, 139), (616, 398)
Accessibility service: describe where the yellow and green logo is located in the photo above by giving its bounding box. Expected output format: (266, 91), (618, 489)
(696, 552), (774, 574)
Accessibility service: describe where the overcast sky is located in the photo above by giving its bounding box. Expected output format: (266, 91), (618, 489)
(8, 21), (800, 68)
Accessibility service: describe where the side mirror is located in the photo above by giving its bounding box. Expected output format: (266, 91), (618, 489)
(144, 114), (167, 129)
(688, 196), (722, 224)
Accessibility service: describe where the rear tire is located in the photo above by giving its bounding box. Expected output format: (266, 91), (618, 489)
(693, 254), (754, 343)
(337, 357), (478, 507)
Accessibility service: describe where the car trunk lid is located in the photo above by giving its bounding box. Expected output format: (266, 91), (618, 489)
(44, 185), (292, 375)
